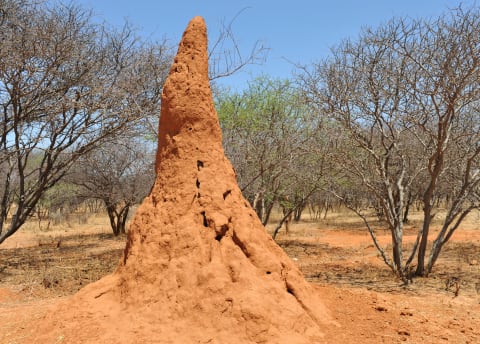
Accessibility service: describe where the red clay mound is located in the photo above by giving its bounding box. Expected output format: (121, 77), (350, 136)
(31, 16), (333, 344)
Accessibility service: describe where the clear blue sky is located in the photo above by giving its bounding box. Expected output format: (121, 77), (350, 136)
(74, 0), (476, 90)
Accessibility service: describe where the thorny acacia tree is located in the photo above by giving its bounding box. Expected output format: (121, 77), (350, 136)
(0, 0), (172, 244)
(300, 6), (480, 279)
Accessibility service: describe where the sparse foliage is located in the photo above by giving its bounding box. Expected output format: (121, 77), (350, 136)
(217, 76), (329, 232)
(69, 137), (155, 235)
(0, 0), (171, 244)
(299, 5), (480, 279)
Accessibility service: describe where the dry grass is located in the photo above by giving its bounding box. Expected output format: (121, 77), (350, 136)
(0, 213), (126, 298)
(1, 207), (479, 344)
(0, 208), (479, 300)
(269, 208), (480, 297)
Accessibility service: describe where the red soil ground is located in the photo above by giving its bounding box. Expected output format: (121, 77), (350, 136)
(1, 216), (479, 343)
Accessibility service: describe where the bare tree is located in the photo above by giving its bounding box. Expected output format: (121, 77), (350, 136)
(398, 7), (480, 275)
(0, 0), (171, 244)
(300, 5), (480, 279)
(69, 137), (155, 235)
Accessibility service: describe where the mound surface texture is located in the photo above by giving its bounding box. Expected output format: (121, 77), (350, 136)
(32, 16), (332, 344)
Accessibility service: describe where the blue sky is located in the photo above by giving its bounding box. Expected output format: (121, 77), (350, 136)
(75, 0), (476, 90)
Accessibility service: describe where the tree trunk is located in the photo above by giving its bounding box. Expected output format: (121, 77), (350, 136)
(0, 168), (13, 233)
(119, 206), (129, 234)
(105, 202), (130, 236)
(403, 192), (412, 224)
(0, 196), (37, 245)
(272, 208), (295, 239)
(426, 207), (473, 273)
(390, 220), (404, 278)
(416, 128), (446, 276)
(293, 202), (306, 222)
(262, 199), (276, 226)
(416, 203), (432, 276)
(252, 191), (264, 223)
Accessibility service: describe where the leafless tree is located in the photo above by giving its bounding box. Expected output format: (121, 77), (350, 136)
(69, 137), (155, 235)
(399, 7), (480, 275)
(0, 0), (171, 244)
(299, 5), (480, 279)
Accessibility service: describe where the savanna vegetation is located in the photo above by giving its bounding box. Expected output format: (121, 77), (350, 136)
(1, 0), (479, 288)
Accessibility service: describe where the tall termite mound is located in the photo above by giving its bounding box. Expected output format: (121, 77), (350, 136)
(32, 17), (332, 344)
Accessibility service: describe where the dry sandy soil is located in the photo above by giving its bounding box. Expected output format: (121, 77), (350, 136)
(1, 210), (479, 343)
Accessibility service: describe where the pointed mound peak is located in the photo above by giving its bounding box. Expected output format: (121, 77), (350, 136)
(174, 16), (209, 79)
(157, 16), (221, 167)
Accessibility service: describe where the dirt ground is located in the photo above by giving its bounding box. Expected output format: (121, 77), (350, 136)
(1, 210), (479, 343)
